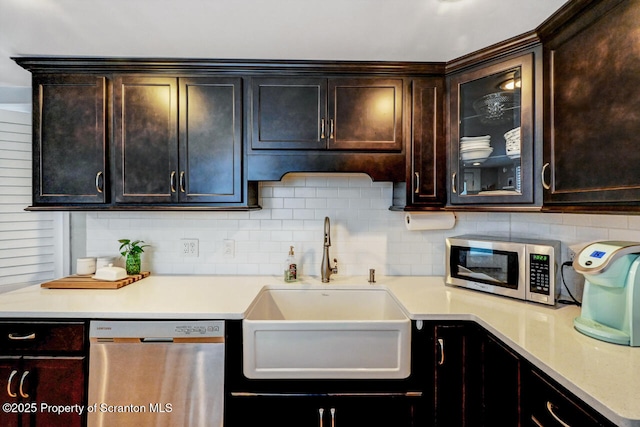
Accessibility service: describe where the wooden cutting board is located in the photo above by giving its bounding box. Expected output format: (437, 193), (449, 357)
(41, 271), (151, 289)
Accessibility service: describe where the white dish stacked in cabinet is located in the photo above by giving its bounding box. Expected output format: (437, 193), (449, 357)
(460, 135), (493, 163)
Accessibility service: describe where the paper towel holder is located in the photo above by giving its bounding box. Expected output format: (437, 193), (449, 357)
(404, 212), (456, 231)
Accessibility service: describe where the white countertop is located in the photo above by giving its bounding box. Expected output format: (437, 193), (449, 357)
(0, 274), (638, 426)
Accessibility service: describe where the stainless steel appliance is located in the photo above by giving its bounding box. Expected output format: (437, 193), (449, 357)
(88, 320), (225, 427)
(573, 241), (640, 346)
(446, 235), (561, 305)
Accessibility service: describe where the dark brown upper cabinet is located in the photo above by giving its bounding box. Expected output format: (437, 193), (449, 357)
(32, 74), (107, 205)
(114, 76), (244, 205)
(179, 78), (243, 203)
(251, 78), (327, 150)
(447, 47), (542, 207)
(114, 76), (178, 204)
(251, 77), (403, 152)
(540, 0), (640, 209)
(405, 77), (446, 209)
(328, 78), (403, 151)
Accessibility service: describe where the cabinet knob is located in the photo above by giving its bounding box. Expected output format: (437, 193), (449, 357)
(546, 401), (571, 427)
(95, 171), (104, 194)
(329, 119), (335, 140)
(414, 172), (420, 194)
(170, 171), (177, 193)
(8, 332), (36, 340)
(437, 338), (445, 365)
(318, 408), (324, 427)
(451, 172), (457, 194)
(530, 415), (544, 427)
(320, 118), (326, 140)
(541, 163), (551, 190)
(19, 371), (30, 398)
(7, 370), (18, 398)
(180, 171), (186, 193)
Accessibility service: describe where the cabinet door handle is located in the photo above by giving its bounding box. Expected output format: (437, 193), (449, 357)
(8, 332), (36, 340)
(329, 119), (335, 140)
(437, 338), (445, 365)
(7, 370), (17, 398)
(179, 171), (186, 193)
(546, 401), (571, 427)
(451, 172), (457, 194)
(19, 371), (29, 398)
(541, 162), (551, 190)
(330, 408), (335, 427)
(170, 171), (176, 193)
(95, 171), (104, 194)
(530, 414), (544, 427)
(320, 118), (326, 139)
(414, 172), (420, 194)
(318, 408), (324, 427)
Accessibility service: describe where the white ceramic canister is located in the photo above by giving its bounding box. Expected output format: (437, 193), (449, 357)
(76, 257), (97, 275)
(96, 256), (116, 270)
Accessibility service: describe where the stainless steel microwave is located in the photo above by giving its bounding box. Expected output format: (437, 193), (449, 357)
(446, 235), (561, 305)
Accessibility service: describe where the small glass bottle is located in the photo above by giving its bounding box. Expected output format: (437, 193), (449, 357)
(284, 246), (297, 282)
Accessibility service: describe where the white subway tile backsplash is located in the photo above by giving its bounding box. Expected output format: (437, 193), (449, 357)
(273, 187), (295, 198)
(305, 198), (327, 209)
(272, 209), (293, 220)
(608, 228), (640, 242)
(79, 173), (640, 301)
(284, 198), (305, 209)
(303, 175), (328, 187)
(294, 187), (316, 198)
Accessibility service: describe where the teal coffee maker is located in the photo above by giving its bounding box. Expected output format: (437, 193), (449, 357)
(573, 241), (640, 346)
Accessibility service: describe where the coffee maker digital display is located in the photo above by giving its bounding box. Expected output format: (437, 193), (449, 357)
(573, 241), (640, 346)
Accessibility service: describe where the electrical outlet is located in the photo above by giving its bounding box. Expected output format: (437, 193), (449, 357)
(223, 239), (235, 259)
(180, 239), (199, 257)
(567, 247), (577, 262)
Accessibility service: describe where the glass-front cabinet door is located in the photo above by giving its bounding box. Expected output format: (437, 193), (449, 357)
(448, 50), (540, 206)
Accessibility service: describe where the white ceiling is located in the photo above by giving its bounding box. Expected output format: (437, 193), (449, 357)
(0, 0), (568, 88)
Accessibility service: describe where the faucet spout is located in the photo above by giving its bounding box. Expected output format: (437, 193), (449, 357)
(321, 217), (338, 283)
(323, 216), (331, 247)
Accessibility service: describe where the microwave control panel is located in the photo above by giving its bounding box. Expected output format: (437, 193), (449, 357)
(529, 253), (551, 295)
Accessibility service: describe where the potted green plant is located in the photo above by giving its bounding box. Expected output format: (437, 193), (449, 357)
(118, 239), (149, 275)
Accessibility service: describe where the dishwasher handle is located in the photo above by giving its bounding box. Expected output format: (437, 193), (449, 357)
(142, 337), (225, 343)
(92, 336), (225, 344)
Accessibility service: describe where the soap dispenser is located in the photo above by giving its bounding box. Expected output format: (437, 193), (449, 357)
(284, 246), (297, 282)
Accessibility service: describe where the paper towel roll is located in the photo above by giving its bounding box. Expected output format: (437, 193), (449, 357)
(404, 212), (456, 230)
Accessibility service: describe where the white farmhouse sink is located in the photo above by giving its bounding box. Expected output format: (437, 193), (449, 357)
(242, 286), (411, 379)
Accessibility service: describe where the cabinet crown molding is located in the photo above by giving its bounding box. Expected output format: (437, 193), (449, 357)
(13, 57), (445, 77)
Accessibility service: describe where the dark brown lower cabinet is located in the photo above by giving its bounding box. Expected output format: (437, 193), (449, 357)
(0, 321), (87, 427)
(522, 368), (616, 427)
(224, 320), (428, 427)
(0, 357), (85, 427)
(428, 323), (521, 426)
(226, 320), (618, 427)
(482, 334), (521, 425)
(431, 322), (482, 427)
(226, 395), (420, 427)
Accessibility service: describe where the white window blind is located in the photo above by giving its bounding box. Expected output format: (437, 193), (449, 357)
(0, 109), (66, 292)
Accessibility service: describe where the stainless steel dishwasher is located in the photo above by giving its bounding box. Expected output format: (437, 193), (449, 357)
(88, 320), (225, 427)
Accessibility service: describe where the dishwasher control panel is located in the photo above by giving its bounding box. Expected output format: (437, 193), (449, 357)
(90, 320), (225, 339)
(174, 324), (222, 336)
